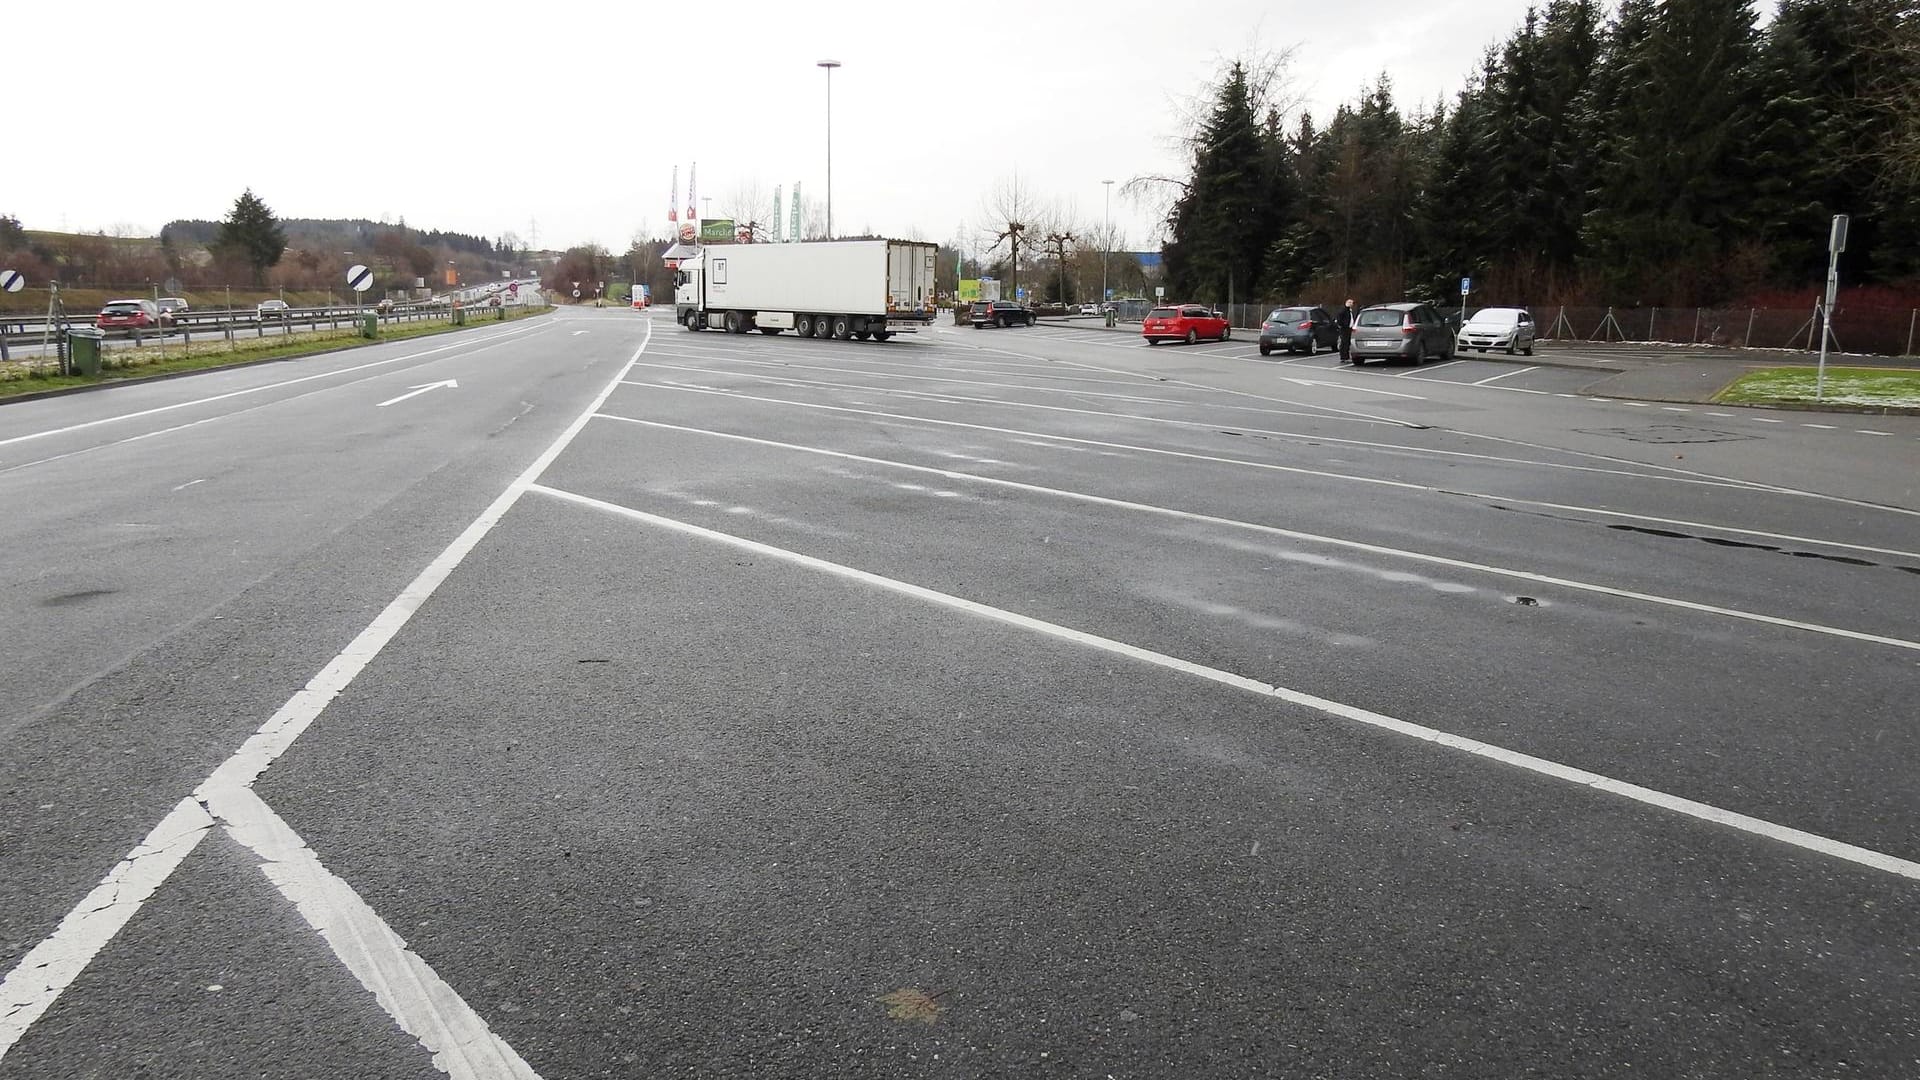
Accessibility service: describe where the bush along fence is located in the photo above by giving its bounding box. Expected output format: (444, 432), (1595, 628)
(1190, 302), (1918, 357)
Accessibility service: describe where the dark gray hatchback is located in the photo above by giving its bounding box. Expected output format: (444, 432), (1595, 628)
(1258, 305), (1338, 356)
(1348, 302), (1455, 365)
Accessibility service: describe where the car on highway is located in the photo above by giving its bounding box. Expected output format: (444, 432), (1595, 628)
(970, 300), (1034, 328)
(1457, 306), (1537, 355)
(257, 299), (290, 319)
(1143, 304), (1230, 345)
(1348, 302), (1455, 365)
(95, 299), (162, 332)
(156, 297), (190, 324)
(1258, 305), (1338, 356)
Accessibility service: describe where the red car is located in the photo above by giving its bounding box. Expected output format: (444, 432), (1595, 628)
(96, 299), (163, 331)
(1143, 304), (1230, 345)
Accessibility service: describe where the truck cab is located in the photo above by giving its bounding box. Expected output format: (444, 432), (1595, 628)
(673, 256), (704, 325)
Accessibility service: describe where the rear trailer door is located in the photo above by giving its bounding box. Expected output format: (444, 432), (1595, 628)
(886, 242), (937, 327)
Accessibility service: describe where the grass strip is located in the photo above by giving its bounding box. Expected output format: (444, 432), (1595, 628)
(1715, 366), (1920, 408)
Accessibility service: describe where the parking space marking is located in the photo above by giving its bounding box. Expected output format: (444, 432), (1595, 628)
(1803, 424), (1837, 430)
(1859, 430), (1894, 436)
(0, 321), (655, 1068)
(529, 482), (1920, 884)
(1392, 359), (1470, 378)
(1474, 366), (1541, 385)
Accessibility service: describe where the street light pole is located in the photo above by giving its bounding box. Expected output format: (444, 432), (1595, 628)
(818, 59), (841, 240)
(1102, 179), (1114, 304)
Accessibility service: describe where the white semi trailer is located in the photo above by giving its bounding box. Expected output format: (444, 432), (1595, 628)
(672, 239), (938, 342)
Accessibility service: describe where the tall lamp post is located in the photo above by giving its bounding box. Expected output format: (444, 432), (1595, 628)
(818, 59), (842, 239)
(1101, 179), (1115, 304)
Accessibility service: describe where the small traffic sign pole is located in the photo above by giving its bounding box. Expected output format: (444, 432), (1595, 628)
(0, 269), (21, 363)
(1816, 214), (1847, 402)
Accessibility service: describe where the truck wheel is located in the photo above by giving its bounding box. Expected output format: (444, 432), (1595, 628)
(832, 316), (853, 340)
(873, 331), (892, 342)
(853, 331), (871, 341)
(724, 311), (742, 334)
(796, 314), (814, 336)
(814, 317), (833, 339)
(683, 311), (700, 331)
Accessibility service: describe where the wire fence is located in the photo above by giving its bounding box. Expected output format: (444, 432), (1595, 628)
(1197, 302), (1920, 357)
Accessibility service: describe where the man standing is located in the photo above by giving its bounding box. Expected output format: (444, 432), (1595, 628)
(1337, 297), (1358, 362)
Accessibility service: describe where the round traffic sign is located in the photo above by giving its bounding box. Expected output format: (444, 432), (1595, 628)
(0, 269), (23, 293)
(572, 289), (581, 298)
(346, 264), (373, 293)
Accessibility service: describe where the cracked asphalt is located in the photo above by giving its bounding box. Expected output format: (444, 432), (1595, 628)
(2, 305), (1917, 1078)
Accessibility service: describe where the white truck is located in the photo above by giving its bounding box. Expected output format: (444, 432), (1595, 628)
(672, 239), (938, 342)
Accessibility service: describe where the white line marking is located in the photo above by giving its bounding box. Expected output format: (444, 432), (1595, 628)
(596, 414), (1920, 564)
(1623, 401), (1651, 407)
(621, 380), (1816, 501)
(1803, 424), (1837, 430)
(1662, 407), (1693, 413)
(0, 322), (544, 449)
(1280, 376), (1428, 400)
(1706, 412), (1736, 418)
(529, 483), (1920, 882)
(571, 330), (589, 336)
(1473, 366), (1540, 385)
(207, 786), (540, 1079)
(1753, 417), (1784, 423)
(1858, 430), (1893, 436)
(1392, 359), (1468, 377)
(0, 799), (215, 1048)
(0, 319), (653, 1067)
(171, 477), (206, 492)
(375, 379), (458, 408)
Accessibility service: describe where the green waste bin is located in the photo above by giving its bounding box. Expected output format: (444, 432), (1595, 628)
(452, 307), (466, 327)
(67, 327), (105, 376)
(361, 313), (378, 339)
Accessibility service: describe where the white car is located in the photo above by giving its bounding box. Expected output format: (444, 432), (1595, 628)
(1078, 303), (1099, 316)
(1457, 307), (1536, 355)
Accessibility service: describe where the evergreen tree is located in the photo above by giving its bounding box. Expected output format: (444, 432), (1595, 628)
(216, 189), (288, 285)
(1164, 63), (1280, 304)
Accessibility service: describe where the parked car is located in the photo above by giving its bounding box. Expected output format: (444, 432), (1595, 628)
(1078, 303), (1099, 316)
(1142, 304), (1230, 345)
(1457, 306), (1536, 355)
(970, 300), (1034, 328)
(96, 299), (162, 332)
(1348, 302), (1455, 365)
(257, 298), (291, 319)
(155, 297), (190, 324)
(1258, 305), (1338, 356)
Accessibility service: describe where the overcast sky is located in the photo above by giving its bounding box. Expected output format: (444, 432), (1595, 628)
(11, 1), (1614, 255)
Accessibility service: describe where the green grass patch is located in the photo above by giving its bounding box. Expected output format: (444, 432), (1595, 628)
(1715, 366), (1920, 408)
(0, 307), (548, 400)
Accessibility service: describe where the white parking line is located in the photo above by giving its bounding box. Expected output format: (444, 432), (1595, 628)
(529, 482), (1920, 884)
(1662, 407), (1694, 413)
(1859, 430), (1893, 436)
(1393, 359), (1469, 378)
(0, 321), (653, 1069)
(1473, 366), (1540, 385)
(1803, 424), (1837, 430)
(1753, 417), (1784, 423)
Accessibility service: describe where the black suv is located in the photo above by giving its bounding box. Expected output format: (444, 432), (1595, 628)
(969, 300), (1034, 328)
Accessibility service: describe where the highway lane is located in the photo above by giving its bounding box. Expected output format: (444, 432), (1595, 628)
(2, 305), (1916, 1077)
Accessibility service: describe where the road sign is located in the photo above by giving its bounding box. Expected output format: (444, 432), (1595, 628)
(0, 269), (23, 293)
(572, 289), (581, 298)
(163, 276), (182, 295)
(1460, 277), (1471, 296)
(346, 264), (373, 293)
(1155, 286), (1165, 299)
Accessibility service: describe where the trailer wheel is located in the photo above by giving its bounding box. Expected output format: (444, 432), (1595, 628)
(853, 331), (871, 341)
(812, 316), (833, 339)
(872, 331), (892, 342)
(795, 314), (814, 337)
(832, 316), (853, 340)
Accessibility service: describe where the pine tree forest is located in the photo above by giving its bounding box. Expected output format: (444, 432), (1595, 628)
(1161, 0), (1920, 312)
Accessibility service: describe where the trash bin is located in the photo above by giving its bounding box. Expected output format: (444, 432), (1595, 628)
(452, 307), (466, 327)
(360, 313), (378, 339)
(1105, 310), (1117, 328)
(67, 327), (106, 376)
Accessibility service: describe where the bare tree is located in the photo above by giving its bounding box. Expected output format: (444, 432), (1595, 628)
(723, 178), (778, 242)
(1867, 4), (1920, 187)
(979, 173), (1056, 299)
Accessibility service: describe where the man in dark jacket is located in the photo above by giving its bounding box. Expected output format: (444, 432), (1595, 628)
(1336, 297), (1358, 361)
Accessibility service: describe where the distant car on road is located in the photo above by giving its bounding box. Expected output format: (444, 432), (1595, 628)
(1457, 306), (1536, 355)
(1258, 305), (1338, 356)
(1142, 304), (1230, 346)
(970, 300), (1034, 328)
(257, 299), (291, 319)
(1348, 302), (1454, 365)
(1078, 303), (1099, 316)
(96, 299), (162, 332)
(155, 297), (190, 325)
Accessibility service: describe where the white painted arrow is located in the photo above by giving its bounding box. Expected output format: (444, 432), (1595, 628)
(1280, 376), (1426, 400)
(376, 379), (458, 407)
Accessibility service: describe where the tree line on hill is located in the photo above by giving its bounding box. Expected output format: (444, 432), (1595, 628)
(0, 192), (530, 295)
(1159, 0), (1920, 310)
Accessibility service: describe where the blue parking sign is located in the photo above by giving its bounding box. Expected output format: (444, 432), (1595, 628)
(1460, 277), (1471, 295)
